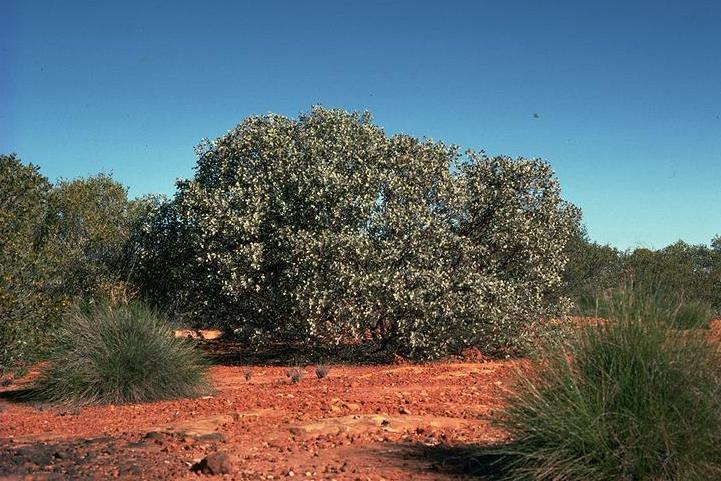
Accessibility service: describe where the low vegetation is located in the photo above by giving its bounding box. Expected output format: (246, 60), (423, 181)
(565, 229), (721, 320)
(672, 299), (712, 329)
(286, 367), (304, 384)
(587, 282), (712, 330)
(315, 365), (329, 379)
(35, 302), (210, 405)
(499, 291), (721, 480)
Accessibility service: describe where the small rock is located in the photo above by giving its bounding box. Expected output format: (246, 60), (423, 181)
(192, 452), (233, 475)
(143, 431), (165, 444)
(399, 406), (411, 415)
(287, 469), (295, 477)
(53, 450), (70, 460)
(57, 406), (81, 416)
(102, 445), (117, 455)
(194, 432), (226, 443)
(16, 446), (54, 467)
(119, 465), (143, 476)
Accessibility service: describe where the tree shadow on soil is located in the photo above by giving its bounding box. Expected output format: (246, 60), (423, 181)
(0, 387), (37, 404)
(381, 441), (519, 480)
(201, 339), (404, 366)
(0, 386), (60, 413)
(0, 434), (181, 480)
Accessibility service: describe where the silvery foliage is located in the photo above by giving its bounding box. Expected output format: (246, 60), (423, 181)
(138, 107), (580, 359)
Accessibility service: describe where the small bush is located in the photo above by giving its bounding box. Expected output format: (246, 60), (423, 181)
(286, 367), (303, 384)
(499, 307), (721, 480)
(35, 302), (210, 405)
(243, 368), (253, 381)
(315, 365), (329, 379)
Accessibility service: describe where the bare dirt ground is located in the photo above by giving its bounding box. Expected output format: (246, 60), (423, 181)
(0, 349), (519, 481)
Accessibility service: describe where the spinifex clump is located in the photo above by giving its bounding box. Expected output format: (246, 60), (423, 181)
(35, 302), (210, 405)
(499, 298), (721, 481)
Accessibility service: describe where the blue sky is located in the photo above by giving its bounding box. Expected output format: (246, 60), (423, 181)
(3, 1), (720, 250)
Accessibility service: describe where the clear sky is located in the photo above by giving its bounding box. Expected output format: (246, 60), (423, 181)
(2, 1), (720, 250)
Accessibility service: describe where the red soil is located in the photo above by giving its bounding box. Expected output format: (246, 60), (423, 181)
(0, 357), (519, 481)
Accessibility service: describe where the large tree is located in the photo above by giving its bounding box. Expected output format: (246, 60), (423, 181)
(139, 107), (580, 358)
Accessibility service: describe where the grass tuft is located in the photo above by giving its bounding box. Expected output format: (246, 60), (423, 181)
(584, 281), (711, 330)
(286, 366), (303, 383)
(315, 365), (329, 379)
(672, 299), (711, 329)
(499, 291), (721, 480)
(35, 301), (210, 405)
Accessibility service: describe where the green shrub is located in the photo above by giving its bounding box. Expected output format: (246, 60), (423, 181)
(0, 154), (61, 372)
(499, 302), (721, 480)
(35, 302), (210, 405)
(627, 242), (721, 313)
(565, 236), (721, 319)
(560, 228), (622, 309)
(43, 173), (150, 302)
(0, 154), (149, 372)
(137, 107), (580, 359)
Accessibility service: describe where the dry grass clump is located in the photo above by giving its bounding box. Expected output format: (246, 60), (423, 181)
(314, 365), (329, 379)
(286, 366), (303, 383)
(35, 302), (210, 405)
(499, 289), (721, 481)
